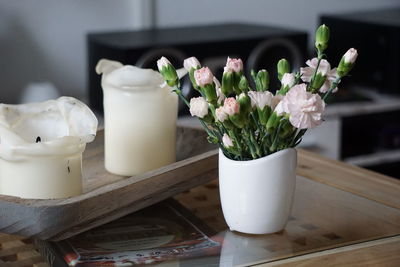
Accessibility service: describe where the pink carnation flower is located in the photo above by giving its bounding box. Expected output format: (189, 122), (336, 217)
(276, 83), (325, 129)
(224, 57), (243, 73)
(194, 67), (214, 87)
(300, 58), (338, 93)
(223, 97), (240, 116)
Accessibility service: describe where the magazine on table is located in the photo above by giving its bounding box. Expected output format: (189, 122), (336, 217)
(36, 200), (220, 266)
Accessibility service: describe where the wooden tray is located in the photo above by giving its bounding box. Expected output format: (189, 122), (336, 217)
(0, 126), (218, 241)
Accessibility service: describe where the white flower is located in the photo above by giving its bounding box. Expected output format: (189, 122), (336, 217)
(300, 58), (338, 93)
(183, 57), (201, 71)
(277, 83), (325, 129)
(281, 73), (296, 88)
(157, 56), (171, 71)
(343, 48), (358, 64)
(189, 97), (208, 118)
(194, 67), (214, 87)
(222, 133), (234, 148)
(247, 91), (273, 109)
(213, 77), (221, 88)
(215, 107), (228, 122)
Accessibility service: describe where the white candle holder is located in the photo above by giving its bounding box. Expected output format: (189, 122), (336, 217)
(97, 59), (178, 176)
(0, 97), (98, 199)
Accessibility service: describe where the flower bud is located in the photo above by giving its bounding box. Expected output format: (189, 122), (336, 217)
(183, 57), (201, 71)
(202, 84), (218, 104)
(315, 24), (330, 53)
(189, 97), (208, 118)
(238, 75), (249, 92)
(255, 69), (269, 91)
(266, 112), (279, 133)
(281, 73), (296, 88)
(277, 59), (290, 81)
(157, 56), (179, 87)
(258, 106), (271, 126)
(221, 70), (234, 96)
(337, 48), (358, 77)
(343, 48), (358, 64)
(237, 93), (252, 114)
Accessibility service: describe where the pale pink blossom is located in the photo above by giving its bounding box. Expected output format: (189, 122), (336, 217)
(271, 94), (283, 110)
(223, 97), (240, 116)
(248, 91), (273, 109)
(189, 97), (209, 118)
(157, 56), (171, 71)
(281, 73), (296, 88)
(277, 83), (325, 129)
(224, 57), (243, 73)
(194, 67), (214, 87)
(215, 106), (228, 122)
(343, 48), (358, 64)
(274, 99), (287, 116)
(183, 57), (201, 71)
(300, 58), (338, 93)
(222, 133), (234, 148)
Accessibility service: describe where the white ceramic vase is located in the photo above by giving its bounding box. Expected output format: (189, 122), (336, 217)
(219, 148), (297, 234)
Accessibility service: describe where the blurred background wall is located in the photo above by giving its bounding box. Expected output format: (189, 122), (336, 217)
(0, 0), (399, 103)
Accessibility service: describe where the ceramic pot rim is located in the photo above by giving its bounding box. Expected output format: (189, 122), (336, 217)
(219, 148), (297, 166)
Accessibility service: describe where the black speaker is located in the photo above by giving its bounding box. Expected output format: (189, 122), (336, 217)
(88, 23), (307, 114)
(321, 8), (400, 94)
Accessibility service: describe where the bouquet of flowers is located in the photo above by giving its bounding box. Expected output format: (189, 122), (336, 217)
(157, 25), (357, 161)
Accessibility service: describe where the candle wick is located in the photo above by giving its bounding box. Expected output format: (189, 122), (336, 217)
(36, 136), (41, 143)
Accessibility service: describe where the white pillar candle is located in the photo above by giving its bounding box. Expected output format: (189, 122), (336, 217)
(96, 59), (178, 176)
(0, 97), (98, 199)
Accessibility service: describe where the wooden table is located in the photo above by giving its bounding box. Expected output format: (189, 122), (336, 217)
(1, 149), (400, 266)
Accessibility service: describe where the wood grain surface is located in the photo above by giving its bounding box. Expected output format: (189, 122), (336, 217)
(297, 148), (400, 209)
(176, 176), (400, 266)
(0, 126), (217, 241)
(1, 148), (400, 266)
(260, 236), (400, 267)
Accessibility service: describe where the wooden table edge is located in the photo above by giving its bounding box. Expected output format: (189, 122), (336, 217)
(253, 234), (400, 266)
(297, 148), (400, 210)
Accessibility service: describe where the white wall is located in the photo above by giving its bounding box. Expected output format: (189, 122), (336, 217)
(1, 0), (399, 104)
(0, 0), (151, 103)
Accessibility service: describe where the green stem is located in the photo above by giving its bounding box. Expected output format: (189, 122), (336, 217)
(270, 122), (283, 152)
(323, 77), (341, 101)
(248, 128), (261, 157)
(290, 129), (307, 147)
(307, 52), (323, 92)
